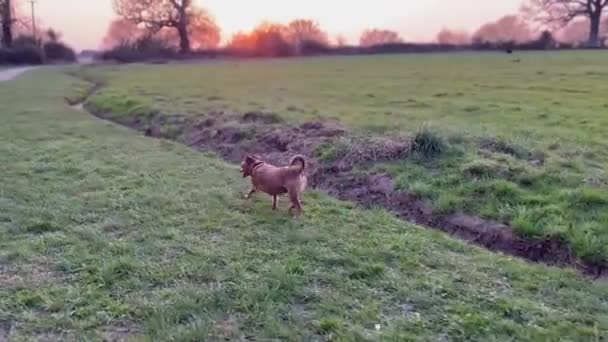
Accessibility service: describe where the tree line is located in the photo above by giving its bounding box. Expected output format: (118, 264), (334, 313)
(438, 14), (608, 47)
(2, 0), (608, 63)
(101, 0), (608, 58)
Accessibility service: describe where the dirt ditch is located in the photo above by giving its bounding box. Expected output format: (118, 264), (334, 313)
(70, 86), (606, 278)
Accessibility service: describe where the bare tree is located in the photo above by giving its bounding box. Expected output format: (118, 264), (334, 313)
(555, 16), (608, 44)
(334, 34), (347, 47)
(1, 0), (13, 47)
(359, 28), (402, 47)
(522, 0), (608, 47)
(286, 19), (329, 53)
(472, 15), (534, 44)
(226, 31), (253, 51)
(102, 9), (219, 51)
(101, 18), (144, 49)
(436, 28), (471, 45)
(113, 0), (196, 53)
(46, 28), (60, 42)
(187, 8), (220, 49)
(249, 22), (292, 57)
(157, 8), (220, 50)
(1, 0), (35, 46)
(226, 22), (293, 57)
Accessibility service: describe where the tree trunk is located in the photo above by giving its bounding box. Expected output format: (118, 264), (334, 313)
(588, 12), (601, 47)
(177, 23), (190, 54)
(1, 22), (12, 48)
(1, 0), (13, 48)
(176, 3), (190, 54)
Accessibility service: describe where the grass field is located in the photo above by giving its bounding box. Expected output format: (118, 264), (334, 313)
(0, 64), (607, 340)
(78, 52), (608, 265)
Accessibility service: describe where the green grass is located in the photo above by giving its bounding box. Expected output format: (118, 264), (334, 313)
(76, 51), (608, 264)
(1, 67), (607, 340)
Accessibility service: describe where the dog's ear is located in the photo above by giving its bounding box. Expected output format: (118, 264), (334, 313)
(245, 155), (256, 164)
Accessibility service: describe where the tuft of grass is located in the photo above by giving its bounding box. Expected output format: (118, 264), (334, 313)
(462, 159), (506, 179)
(25, 221), (61, 234)
(568, 223), (608, 264)
(412, 126), (446, 158)
(568, 187), (608, 209)
(480, 137), (530, 160)
(512, 205), (565, 239)
(317, 318), (341, 334)
(85, 89), (156, 123)
(317, 135), (411, 166)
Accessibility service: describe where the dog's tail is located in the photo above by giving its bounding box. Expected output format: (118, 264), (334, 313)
(289, 155), (306, 173)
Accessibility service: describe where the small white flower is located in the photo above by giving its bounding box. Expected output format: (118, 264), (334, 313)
(375, 324), (381, 331)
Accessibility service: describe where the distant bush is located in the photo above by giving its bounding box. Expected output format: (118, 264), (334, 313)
(79, 50), (98, 58)
(0, 31), (77, 65)
(100, 36), (177, 62)
(514, 31), (558, 50)
(300, 39), (331, 55)
(43, 41), (77, 62)
(0, 35), (44, 65)
(95, 28), (602, 64)
(12, 35), (42, 48)
(224, 22), (296, 58)
(0, 46), (44, 65)
(251, 32), (294, 57)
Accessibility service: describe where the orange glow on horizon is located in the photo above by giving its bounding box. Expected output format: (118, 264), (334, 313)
(34, 0), (522, 50)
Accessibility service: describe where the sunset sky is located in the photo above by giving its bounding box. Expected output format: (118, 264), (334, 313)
(34, 0), (523, 50)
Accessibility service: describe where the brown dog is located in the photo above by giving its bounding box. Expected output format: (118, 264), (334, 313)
(241, 154), (307, 214)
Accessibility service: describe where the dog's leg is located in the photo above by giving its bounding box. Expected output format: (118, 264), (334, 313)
(288, 191), (303, 216)
(272, 195), (278, 210)
(245, 188), (256, 199)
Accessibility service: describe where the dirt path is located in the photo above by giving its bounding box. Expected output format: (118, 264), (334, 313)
(0, 66), (38, 82)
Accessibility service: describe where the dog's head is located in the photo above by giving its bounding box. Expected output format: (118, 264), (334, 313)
(240, 155), (260, 178)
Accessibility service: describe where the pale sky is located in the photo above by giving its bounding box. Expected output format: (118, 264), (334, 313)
(33, 0), (523, 50)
